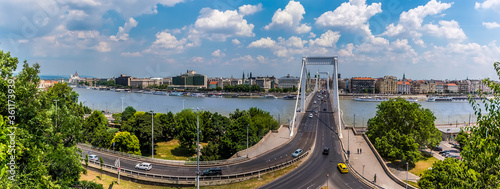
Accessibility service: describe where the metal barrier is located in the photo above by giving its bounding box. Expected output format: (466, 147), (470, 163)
(78, 143), (247, 166)
(82, 151), (309, 186)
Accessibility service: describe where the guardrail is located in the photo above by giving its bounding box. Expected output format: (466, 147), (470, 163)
(78, 143), (247, 166)
(82, 151), (310, 186)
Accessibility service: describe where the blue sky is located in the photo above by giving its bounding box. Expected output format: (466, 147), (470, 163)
(1, 0), (499, 80)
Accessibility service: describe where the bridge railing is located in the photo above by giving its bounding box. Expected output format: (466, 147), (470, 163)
(82, 151), (309, 186)
(78, 143), (247, 166)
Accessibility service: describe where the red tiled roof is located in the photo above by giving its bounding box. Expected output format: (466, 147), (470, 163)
(353, 77), (374, 80)
(209, 81), (218, 84)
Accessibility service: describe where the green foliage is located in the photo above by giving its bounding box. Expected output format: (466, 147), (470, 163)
(419, 62), (500, 188)
(0, 52), (87, 188)
(83, 111), (112, 148)
(74, 180), (104, 189)
(110, 131), (141, 155)
(367, 98), (440, 166)
(121, 106), (136, 122)
(454, 129), (468, 149)
(175, 109), (198, 151)
(112, 113), (121, 124)
(121, 111), (163, 155)
(418, 158), (477, 188)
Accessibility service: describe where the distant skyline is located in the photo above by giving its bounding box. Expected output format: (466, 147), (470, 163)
(1, 0), (499, 80)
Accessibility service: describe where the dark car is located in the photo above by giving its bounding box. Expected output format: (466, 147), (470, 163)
(432, 146), (443, 151)
(323, 147), (330, 155)
(201, 167), (223, 176)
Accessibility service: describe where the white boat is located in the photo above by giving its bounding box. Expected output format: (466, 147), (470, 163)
(354, 97), (389, 102)
(406, 98), (418, 102)
(135, 90), (144, 93)
(262, 94), (278, 99)
(153, 91), (168, 95)
(426, 97), (452, 102)
(143, 91), (153, 94)
(169, 92), (183, 96)
(191, 93), (205, 97)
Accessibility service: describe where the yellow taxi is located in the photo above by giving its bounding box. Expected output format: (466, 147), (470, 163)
(337, 163), (348, 173)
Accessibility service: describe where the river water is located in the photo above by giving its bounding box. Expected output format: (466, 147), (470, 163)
(73, 88), (481, 126)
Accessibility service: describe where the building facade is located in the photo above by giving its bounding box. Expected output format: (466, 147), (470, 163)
(278, 74), (300, 89)
(375, 76), (398, 94)
(350, 77), (376, 93)
(115, 74), (132, 86)
(171, 70), (207, 89)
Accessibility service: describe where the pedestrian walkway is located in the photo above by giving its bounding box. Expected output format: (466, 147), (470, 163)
(247, 125), (293, 159)
(341, 128), (404, 189)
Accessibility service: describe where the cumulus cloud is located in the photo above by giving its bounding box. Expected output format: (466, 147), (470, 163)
(96, 41), (111, 52)
(232, 55), (254, 62)
(192, 8), (255, 41)
(264, 1), (311, 34)
(121, 51), (142, 57)
(239, 3), (263, 15)
(315, 0), (382, 31)
(110, 18), (138, 41)
(309, 30), (341, 47)
(248, 37), (277, 48)
(192, 56), (204, 63)
(483, 21), (500, 29)
(232, 39), (241, 45)
(212, 49), (226, 57)
(475, 0), (500, 13)
(381, 0), (463, 42)
(256, 55), (266, 63)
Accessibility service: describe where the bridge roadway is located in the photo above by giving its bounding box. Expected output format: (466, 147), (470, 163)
(260, 92), (367, 189)
(79, 91), (369, 188)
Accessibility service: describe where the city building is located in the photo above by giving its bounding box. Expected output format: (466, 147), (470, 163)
(278, 74), (300, 89)
(171, 70), (207, 89)
(208, 81), (218, 89)
(375, 76), (398, 94)
(397, 81), (411, 94)
(115, 74), (132, 86)
(435, 81), (445, 93)
(445, 83), (459, 93)
(350, 77), (376, 93)
(69, 71), (82, 84)
(256, 76), (272, 90)
(130, 78), (162, 88)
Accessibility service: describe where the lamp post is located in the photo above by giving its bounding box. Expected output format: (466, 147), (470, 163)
(247, 124), (249, 158)
(406, 162), (409, 189)
(121, 97), (124, 112)
(150, 110), (154, 159)
(194, 107), (201, 189)
(53, 100), (59, 127)
(182, 100), (186, 110)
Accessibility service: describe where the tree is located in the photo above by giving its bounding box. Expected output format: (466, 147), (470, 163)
(110, 131), (141, 155)
(454, 129), (468, 150)
(175, 109), (198, 150)
(0, 51), (85, 188)
(122, 111), (163, 155)
(99, 157), (104, 180)
(366, 98), (441, 166)
(83, 110), (112, 148)
(121, 106), (136, 122)
(419, 62), (500, 188)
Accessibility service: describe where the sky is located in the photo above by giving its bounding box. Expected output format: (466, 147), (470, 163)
(0, 0), (499, 80)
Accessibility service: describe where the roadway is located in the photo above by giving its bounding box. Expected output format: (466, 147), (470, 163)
(260, 92), (368, 189)
(79, 91), (368, 188)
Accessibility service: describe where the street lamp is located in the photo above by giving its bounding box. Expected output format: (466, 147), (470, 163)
(406, 162), (409, 189)
(53, 100), (59, 127)
(247, 124), (249, 158)
(193, 107), (201, 189)
(150, 110), (155, 159)
(182, 100), (186, 110)
(121, 97), (124, 112)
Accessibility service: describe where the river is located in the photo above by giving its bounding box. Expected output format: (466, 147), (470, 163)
(73, 88), (481, 126)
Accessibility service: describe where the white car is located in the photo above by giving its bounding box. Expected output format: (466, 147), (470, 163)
(89, 154), (98, 161)
(309, 113), (313, 118)
(135, 162), (152, 171)
(292, 149), (303, 157)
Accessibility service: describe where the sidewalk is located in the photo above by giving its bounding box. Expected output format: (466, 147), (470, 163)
(247, 125), (293, 159)
(341, 128), (404, 189)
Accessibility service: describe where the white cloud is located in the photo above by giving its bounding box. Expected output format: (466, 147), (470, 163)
(309, 30), (341, 47)
(232, 39), (241, 45)
(423, 20), (467, 42)
(264, 1), (311, 34)
(192, 8), (255, 41)
(232, 55), (254, 62)
(483, 21), (500, 29)
(256, 55), (266, 63)
(315, 0), (382, 32)
(121, 51), (142, 57)
(475, 0), (500, 13)
(239, 3), (263, 15)
(212, 49), (226, 57)
(248, 37), (277, 48)
(192, 56), (204, 63)
(110, 18), (138, 41)
(309, 32), (316, 38)
(96, 41), (111, 52)
(151, 32), (186, 49)
(280, 36), (308, 48)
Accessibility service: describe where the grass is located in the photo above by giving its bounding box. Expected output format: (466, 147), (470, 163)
(80, 169), (172, 189)
(404, 180), (420, 188)
(410, 155), (439, 177)
(80, 160), (302, 189)
(155, 139), (208, 160)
